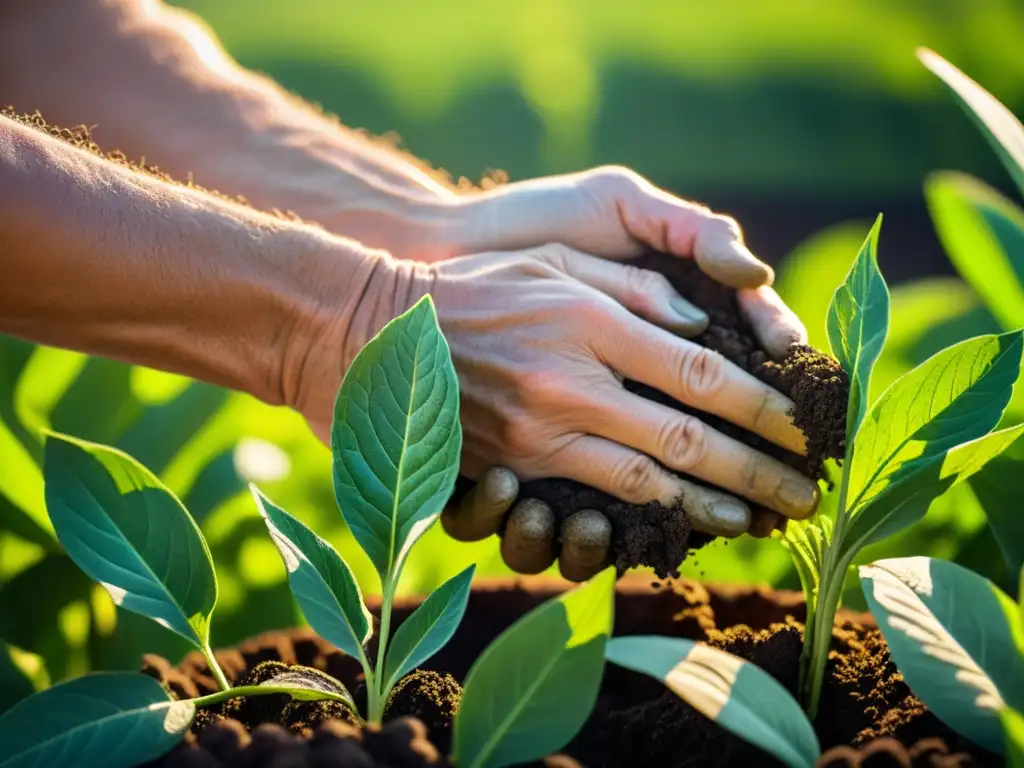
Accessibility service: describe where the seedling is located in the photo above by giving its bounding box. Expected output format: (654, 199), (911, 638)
(860, 556), (1024, 759)
(0, 297), (615, 768)
(606, 636), (821, 768)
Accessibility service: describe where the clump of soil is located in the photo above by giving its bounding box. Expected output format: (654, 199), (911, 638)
(143, 577), (991, 768)
(515, 252), (849, 578)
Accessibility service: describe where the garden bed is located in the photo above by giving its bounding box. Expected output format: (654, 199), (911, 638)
(141, 576), (994, 767)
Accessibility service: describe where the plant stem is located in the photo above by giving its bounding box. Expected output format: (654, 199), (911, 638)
(369, 577), (397, 723)
(191, 685), (353, 709)
(202, 644), (231, 692)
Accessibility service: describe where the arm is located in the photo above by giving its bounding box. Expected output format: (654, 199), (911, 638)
(0, 0), (460, 260)
(0, 112), (398, 406)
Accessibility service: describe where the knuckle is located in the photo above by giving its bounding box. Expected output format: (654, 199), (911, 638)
(611, 453), (662, 502)
(705, 213), (744, 242)
(740, 453), (768, 494)
(590, 165), (643, 195)
(676, 346), (726, 398)
(658, 415), (707, 470)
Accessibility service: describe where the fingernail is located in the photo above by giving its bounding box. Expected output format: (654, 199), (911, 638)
(670, 298), (709, 328)
(707, 501), (750, 535)
(776, 478), (820, 518)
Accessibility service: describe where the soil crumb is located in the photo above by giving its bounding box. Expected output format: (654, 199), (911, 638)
(516, 253), (848, 578)
(385, 670), (462, 755)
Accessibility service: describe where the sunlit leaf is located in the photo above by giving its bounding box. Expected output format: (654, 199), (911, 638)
(826, 215), (889, 442)
(384, 564), (474, 690)
(849, 331), (1023, 511)
(0, 643), (46, 715)
(452, 567), (615, 768)
(252, 486), (371, 660)
(332, 295), (462, 582)
(919, 48), (1024, 198)
(780, 517), (832, 615)
(969, 438), (1024, 579)
(0, 672), (192, 768)
(260, 669), (356, 708)
(43, 434), (217, 647)
(606, 636), (819, 768)
(860, 557), (1024, 754)
(1006, 708), (1024, 768)
(846, 424), (1024, 550)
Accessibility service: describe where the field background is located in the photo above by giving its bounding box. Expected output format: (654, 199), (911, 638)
(2, 0), (1022, 687)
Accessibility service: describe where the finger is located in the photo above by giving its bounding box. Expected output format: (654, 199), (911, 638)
(583, 389), (819, 519)
(558, 510), (612, 582)
(500, 499), (556, 574)
(738, 287), (808, 360)
(547, 435), (752, 536)
(441, 467), (519, 542)
(599, 311), (807, 455)
(540, 246), (708, 336)
(612, 176), (774, 289)
(748, 509), (783, 539)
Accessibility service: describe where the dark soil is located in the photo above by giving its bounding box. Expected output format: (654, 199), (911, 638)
(142, 577), (995, 768)
(514, 253), (849, 578)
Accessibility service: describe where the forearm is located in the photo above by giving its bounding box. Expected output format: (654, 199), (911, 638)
(0, 1), (461, 257)
(0, 113), (393, 407)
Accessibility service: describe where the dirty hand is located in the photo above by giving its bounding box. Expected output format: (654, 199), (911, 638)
(297, 242), (817, 575)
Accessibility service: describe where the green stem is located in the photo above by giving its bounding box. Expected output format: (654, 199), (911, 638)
(202, 644), (231, 692)
(369, 578), (397, 723)
(191, 685), (352, 710)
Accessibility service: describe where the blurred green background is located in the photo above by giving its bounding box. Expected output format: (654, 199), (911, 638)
(2, 0), (1023, 692)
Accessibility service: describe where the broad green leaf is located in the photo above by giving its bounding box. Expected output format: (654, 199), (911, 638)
(252, 485), (371, 660)
(848, 331), (1023, 510)
(926, 172), (1024, 331)
(605, 636), (819, 768)
(860, 557), (1024, 754)
(332, 295), (462, 580)
(919, 48), (1024, 199)
(826, 215), (889, 441)
(970, 437), (1024, 579)
(1005, 708), (1024, 767)
(0, 672), (193, 768)
(43, 433), (217, 647)
(49, 358), (139, 447)
(452, 567), (615, 768)
(384, 564), (474, 690)
(846, 423), (1024, 550)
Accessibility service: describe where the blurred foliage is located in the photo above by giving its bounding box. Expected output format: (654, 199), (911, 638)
(3, 0), (1024, 700)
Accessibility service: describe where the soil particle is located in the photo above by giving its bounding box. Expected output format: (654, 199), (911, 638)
(385, 671), (462, 755)
(515, 253), (848, 578)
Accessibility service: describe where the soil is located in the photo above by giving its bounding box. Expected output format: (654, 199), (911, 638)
(513, 253), (849, 578)
(141, 576), (996, 768)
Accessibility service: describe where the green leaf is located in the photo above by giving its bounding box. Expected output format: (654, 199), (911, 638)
(0, 644), (46, 715)
(384, 564), (474, 691)
(860, 557), (1024, 754)
(969, 437), (1024, 579)
(848, 331), (1023, 511)
(452, 567), (615, 768)
(846, 424), (1024, 550)
(1005, 708), (1024, 767)
(918, 48), (1024, 199)
(780, 517), (832, 615)
(332, 295), (462, 581)
(826, 215), (890, 441)
(926, 172), (1024, 331)
(252, 485), (371, 660)
(605, 636), (819, 768)
(0, 672), (193, 768)
(260, 669), (356, 709)
(43, 433), (217, 647)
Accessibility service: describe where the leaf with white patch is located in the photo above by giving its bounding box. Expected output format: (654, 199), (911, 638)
(860, 557), (1024, 754)
(252, 486), (371, 661)
(43, 433), (217, 647)
(606, 636), (819, 768)
(0, 672), (192, 768)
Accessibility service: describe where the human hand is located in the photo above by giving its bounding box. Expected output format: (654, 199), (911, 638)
(295, 242), (817, 561)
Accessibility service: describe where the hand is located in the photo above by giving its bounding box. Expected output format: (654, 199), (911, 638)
(296, 243), (818, 552)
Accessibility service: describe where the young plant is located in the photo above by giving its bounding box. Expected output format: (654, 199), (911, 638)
(859, 556), (1024, 759)
(783, 216), (1024, 715)
(606, 636), (820, 768)
(0, 296), (617, 767)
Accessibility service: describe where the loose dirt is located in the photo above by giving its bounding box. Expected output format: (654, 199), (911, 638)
(515, 253), (849, 578)
(141, 577), (990, 768)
